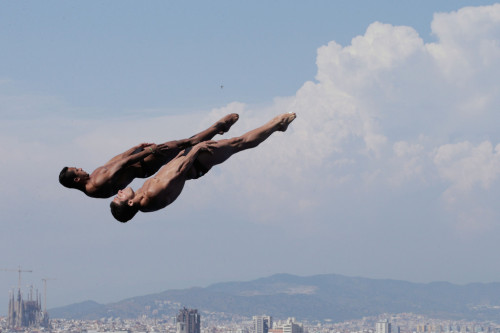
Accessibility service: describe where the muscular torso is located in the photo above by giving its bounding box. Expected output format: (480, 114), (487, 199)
(84, 148), (181, 198)
(85, 165), (143, 198)
(137, 155), (190, 212)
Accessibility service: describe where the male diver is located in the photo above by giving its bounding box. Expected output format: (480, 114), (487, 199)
(59, 114), (239, 198)
(110, 112), (296, 222)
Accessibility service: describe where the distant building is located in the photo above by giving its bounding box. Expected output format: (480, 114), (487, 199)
(176, 308), (200, 333)
(376, 320), (391, 333)
(275, 318), (304, 333)
(7, 286), (49, 329)
(269, 329), (283, 333)
(417, 325), (430, 332)
(253, 315), (273, 333)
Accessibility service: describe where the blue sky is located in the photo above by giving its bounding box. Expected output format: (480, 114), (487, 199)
(1, 1), (500, 315)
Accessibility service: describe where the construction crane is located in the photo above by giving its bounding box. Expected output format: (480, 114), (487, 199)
(1, 266), (33, 290)
(41, 278), (56, 313)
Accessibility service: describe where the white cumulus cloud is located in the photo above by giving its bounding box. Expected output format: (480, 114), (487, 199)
(1, 4), (500, 232)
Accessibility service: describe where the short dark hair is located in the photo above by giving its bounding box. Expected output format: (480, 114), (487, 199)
(59, 167), (77, 188)
(110, 200), (138, 223)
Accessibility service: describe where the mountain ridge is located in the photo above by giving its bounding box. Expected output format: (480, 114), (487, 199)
(49, 273), (500, 321)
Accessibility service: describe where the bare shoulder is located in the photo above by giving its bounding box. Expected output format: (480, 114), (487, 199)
(89, 165), (112, 186)
(90, 165), (108, 177)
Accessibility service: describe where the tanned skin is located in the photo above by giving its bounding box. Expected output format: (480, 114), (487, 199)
(112, 112), (296, 218)
(64, 113), (239, 198)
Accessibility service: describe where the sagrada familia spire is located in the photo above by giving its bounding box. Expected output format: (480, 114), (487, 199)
(7, 285), (49, 329)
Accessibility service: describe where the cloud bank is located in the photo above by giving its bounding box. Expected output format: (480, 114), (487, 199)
(2, 5), (500, 233)
(2, 4), (500, 312)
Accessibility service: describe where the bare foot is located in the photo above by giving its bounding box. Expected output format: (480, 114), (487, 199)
(216, 113), (239, 134)
(275, 112), (297, 132)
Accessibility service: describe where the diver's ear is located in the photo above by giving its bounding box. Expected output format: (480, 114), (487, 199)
(128, 200), (134, 207)
(74, 177), (80, 183)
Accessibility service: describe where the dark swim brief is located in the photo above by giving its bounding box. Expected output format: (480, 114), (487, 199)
(192, 159), (209, 179)
(132, 147), (152, 177)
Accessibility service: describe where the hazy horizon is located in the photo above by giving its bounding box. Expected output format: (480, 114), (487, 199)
(46, 272), (500, 322)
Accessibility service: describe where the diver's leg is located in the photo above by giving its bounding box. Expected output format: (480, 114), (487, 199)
(195, 112), (296, 169)
(158, 113), (239, 152)
(142, 113), (240, 176)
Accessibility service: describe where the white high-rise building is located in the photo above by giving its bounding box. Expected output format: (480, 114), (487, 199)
(280, 317), (304, 333)
(376, 320), (391, 333)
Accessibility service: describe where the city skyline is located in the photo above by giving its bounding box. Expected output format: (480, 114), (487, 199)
(2, 307), (499, 333)
(1, 0), (500, 316)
